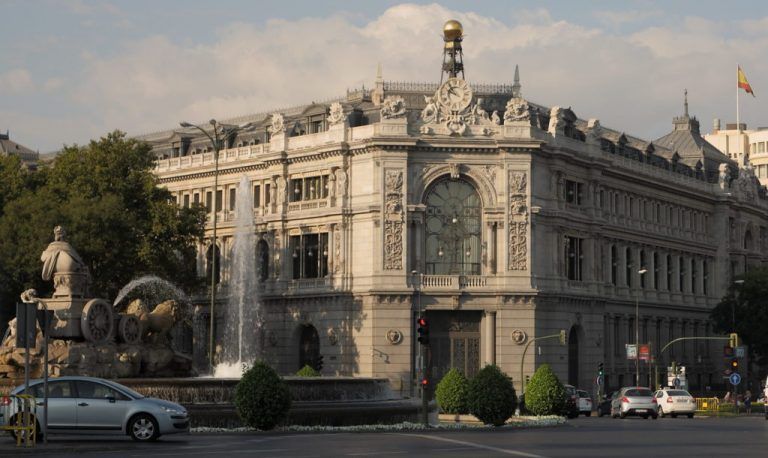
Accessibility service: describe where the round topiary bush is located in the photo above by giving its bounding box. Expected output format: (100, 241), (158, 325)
(523, 364), (566, 416)
(295, 364), (320, 377)
(234, 361), (292, 430)
(435, 368), (469, 414)
(467, 364), (517, 426)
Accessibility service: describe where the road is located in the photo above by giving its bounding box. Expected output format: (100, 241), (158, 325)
(3, 416), (767, 457)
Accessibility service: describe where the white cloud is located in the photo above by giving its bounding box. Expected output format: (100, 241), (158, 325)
(0, 68), (34, 94)
(594, 9), (662, 28)
(12, 3), (768, 150)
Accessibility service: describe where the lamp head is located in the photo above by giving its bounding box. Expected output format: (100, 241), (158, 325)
(209, 119), (217, 126)
(179, 121), (192, 128)
(638, 269), (648, 275)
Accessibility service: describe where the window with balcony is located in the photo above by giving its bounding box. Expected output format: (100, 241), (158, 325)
(290, 175), (330, 202)
(565, 236), (583, 281)
(425, 178), (482, 275)
(565, 180), (583, 205)
(290, 233), (329, 279)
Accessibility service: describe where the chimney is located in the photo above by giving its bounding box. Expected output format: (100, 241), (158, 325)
(713, 118), (720, 133)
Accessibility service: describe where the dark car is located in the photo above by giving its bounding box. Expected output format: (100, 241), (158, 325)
(563, 384), (579, 418)
(597, 391), (616, 417)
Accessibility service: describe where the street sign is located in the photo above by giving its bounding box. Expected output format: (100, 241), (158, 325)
(729, 372), (741, 386)
(596, 375), (604, 386)
(626, 344), (637, 360)
(735, 346), (746, 358)
(639, 344), (650, 361)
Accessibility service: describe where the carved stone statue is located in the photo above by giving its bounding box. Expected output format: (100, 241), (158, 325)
(276, 176), (287, 205)
(491, 110), (501, 125)
(41, 226), (90, 297)
(270, 113), (285, 135)
(504, 98), (534, 124)
(380, 96), (407, 119)
(328, 102), (347, 126)
(421, 95), (439, 123)
(718, 163), (731, 190)
(548, 106), (564, 134)
(471, 98), (490, 124)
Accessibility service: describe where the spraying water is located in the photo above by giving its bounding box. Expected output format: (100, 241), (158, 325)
(215, 175), (263, 376)
(113, 275), (189, 309)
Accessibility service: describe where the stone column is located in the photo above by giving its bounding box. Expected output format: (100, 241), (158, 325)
(482, 311), (496, 366)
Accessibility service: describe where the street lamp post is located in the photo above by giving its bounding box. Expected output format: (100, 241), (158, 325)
(636, 268), (647, 386)
(179, 119), (252, 374)
(733, 279), (744, 332)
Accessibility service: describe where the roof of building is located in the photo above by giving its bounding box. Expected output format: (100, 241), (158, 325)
(0, 131), (38, 163)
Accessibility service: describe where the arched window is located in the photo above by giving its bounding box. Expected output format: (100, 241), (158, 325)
(256, 240), (269, 281)
(425, 178), (482, 275)
(206, 244), (221, 285)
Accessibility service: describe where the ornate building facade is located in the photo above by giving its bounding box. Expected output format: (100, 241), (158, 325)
(141, 22), (768, 394)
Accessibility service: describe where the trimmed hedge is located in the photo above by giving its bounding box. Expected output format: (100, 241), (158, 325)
(435, 368), (469, 414)
(234, 361), (292, 430)
(296, 364), (320, 377)
(467, 365), (517, 426)
(524, 364), (566, 416)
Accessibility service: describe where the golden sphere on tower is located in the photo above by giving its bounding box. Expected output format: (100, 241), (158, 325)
(443, 20), (463, 41)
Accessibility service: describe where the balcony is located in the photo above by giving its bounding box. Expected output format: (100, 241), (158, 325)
(418, 274), (493, 292)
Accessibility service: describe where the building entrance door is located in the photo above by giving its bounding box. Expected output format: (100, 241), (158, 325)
(299, 324), (320, 371)
(426, 311), (481, 383)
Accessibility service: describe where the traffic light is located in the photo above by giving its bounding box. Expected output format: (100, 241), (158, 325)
(729, 333), (739, 348)
(417, 317), (429, 345)
(731, 358), (739, 373)
(598, 362), (604, 377)
(421, 378), (429, 387)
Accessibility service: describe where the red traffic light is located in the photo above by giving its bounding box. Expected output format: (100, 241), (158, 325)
(421, 378), (429, 386)
(417, 316), (430, 345)
(417, 317), (428, 327)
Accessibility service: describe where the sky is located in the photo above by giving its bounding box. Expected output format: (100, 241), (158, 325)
(2, 0), (768, 153)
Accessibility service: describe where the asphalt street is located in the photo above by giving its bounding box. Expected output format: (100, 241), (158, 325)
(2, 416), (767, 457)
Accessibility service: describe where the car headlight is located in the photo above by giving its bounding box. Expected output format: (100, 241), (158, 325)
(160, 406), (186, 415)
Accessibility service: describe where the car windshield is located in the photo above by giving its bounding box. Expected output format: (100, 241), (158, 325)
(666, 390), (690, 397)
(625, 388), (653, 397)
(102, 380), (145, 399)
(578, 390), (589, 398)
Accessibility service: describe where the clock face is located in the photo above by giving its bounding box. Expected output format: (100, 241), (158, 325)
(438, 78), (472, 112)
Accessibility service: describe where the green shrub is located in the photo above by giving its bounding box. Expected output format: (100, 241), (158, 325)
(523, 364), (566, 416)
(466, 365), (517, 426)
(234, 361), (292, 430)
(296, 364), (320, 377)
(435, 368), (469, 414)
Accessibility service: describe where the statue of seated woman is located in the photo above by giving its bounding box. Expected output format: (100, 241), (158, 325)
(40, 226), (91, 297)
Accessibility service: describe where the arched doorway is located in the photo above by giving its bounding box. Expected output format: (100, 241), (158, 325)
(424, 177), (482, 275)
(298, 324), (320, 371)
(568, 325), (579, 386)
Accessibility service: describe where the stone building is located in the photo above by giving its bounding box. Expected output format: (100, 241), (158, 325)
(141, 21), (768, 395)
(705, 121), (768, 188)
(0, 130), (38, 169)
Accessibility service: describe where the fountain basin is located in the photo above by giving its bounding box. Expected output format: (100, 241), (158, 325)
(0, 376), (420, 427)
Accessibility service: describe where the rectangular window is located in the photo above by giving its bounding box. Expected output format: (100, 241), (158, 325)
(678, 256), (685, 292)
(229, 188), (236, 211)
(265, 184), (271, 205)
(625, 248), (633, 287)
(216, 190), (223, 212)
(565, 236), (583, 281)
(290, 233), (330, 280)
(611, 245), (618, 285)
(183, 194), (190, 208)
(206, 191), (213, 213)
(666, 254), (672, 291)
(253, 185), (261, 208)
(565, 180), (583, 205)
(290, 179), (302, 202)
(193, 193), (200, 206)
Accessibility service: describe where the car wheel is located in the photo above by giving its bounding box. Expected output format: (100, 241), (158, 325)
(671, 413), (677, 419)
(651, 413), (658, 420)
(129, 414), (160, 442)
(585, 411), (592, 417)
(641, 414), (649, 419)
(598, 407), (604, 417)
(687, 413), (694, 419)
(10, 414), (40, 442)
(620, 411), (627, 419)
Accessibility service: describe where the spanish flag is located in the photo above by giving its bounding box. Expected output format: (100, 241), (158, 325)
(738, 65), (755, 97)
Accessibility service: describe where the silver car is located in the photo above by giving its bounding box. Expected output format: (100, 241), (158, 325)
(610, 387), (658, 419)
(2, 376), (189, 441)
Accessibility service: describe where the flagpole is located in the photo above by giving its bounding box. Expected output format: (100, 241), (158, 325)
(736, 64), (742, 165)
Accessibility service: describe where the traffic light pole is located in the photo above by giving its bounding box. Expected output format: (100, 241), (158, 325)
(520, 331), (567, 395)
(657, 336), (735, 390)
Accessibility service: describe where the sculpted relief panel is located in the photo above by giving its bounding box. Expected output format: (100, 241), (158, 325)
(384, 169), (404, 270)
(508, 171), (528, 271)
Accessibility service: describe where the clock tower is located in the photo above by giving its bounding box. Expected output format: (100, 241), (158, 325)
(441, 19), (465, 83)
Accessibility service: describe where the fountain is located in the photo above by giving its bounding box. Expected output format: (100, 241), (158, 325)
(214, 175), (263, 377)
(0, 226), (192, 379)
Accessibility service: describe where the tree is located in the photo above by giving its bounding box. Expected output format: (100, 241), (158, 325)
(523, 364), (566, 416)
(466, 364), (517, 426)
(0, 131), (206, 308)
(710, 268), (768, 362)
